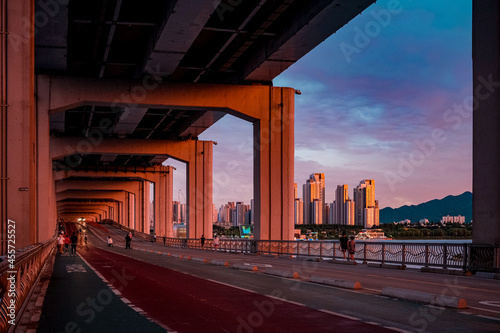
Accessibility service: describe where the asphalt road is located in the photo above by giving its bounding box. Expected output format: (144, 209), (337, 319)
(82, 223), (500, 332)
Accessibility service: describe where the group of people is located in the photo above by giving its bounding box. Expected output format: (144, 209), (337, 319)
(57, 232), (78, 256)
(339, 232), (356, 261)
(199, 235), (220, 250)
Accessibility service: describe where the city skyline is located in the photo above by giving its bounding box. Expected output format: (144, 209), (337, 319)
(167, 0), (472, 209)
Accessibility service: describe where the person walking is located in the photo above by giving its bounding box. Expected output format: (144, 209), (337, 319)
(64, 234), (70, 252)
(163, 236), (166, 245)
(107, 236), (113, 247)
(200, 235), (206, 249)
(125, 234), (131, 249)
(347, 236), (356, 262)
(57, 233), (65, 254)
(339, 232), (348, 260)
(153, 233), (157, 243)
(213, 235), (219, 251)
(70, 232), (78, 256)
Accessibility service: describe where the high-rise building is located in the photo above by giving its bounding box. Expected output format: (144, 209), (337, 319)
(250, 199), (254, 224)
(311, 199), (321, 224)
(294, 183), (298, 199)
(212, 204), (218, 223)
(294, 198), (303, 225)
(218, 202), (236, 227)
(303, 173), (325, 224)
(329, 202), (336, 224)
(354, 179), (378, 227)
(346, 199), (355, 225)
(235, 202), (249, 226)
(335, 185), (349, 225)
(173, 201), (182, 222)
(324, 203), (330, 224)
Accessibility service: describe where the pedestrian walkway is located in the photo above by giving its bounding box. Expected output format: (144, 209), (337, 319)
(36, 252), (168, 333)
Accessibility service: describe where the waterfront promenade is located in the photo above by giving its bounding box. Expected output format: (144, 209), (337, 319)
(15, 224), (500, 333)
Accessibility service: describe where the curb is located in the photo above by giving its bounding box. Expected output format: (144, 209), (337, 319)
(263, 268), (299, 279)
(420, 267), (471, 276)
(474, 271), (500, 279)
(381, 263), (406, 270)
(309, 275), (361, 289)
(210, 259), (229, 266)
(382, 287), (467, 309)
(232, 263), (258, 271)
(328, 259), (357, 266)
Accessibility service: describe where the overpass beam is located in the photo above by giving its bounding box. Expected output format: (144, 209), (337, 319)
(473, 1), (500, 244)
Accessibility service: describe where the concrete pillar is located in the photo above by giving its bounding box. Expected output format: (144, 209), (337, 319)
(143, 180), (151, 234)
(155, 166), (174, 237)
(472, 1), (500, 244)
(253, 87), (294, 240)
(37, 76), (58, 241)
(2, 0), (37, 252)
(186, 140), (213, 239)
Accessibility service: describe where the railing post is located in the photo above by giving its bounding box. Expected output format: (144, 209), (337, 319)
(363, 243), (367, 263)
(320, 241), (323, 259)
(463, 243), (468, 271)
(443, 245), (448, 269)
(402, 244), (406, 265)
(381, 243), (385, 263)
(495, 245), (500, 273)
(308, 241), (311, 256)
(425, 244), (429, 267)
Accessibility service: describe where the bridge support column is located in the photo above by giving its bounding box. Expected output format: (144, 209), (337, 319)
(141, 180), (150, 234)
(155, 166), (174, 238)
(187, 140), (213, 239)
(473, 1), (500, 244)
(2, 0), (37, 252)
(253, 88), (294, 240)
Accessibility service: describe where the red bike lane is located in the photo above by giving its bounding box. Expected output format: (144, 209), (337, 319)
(80, 246), (394, 333)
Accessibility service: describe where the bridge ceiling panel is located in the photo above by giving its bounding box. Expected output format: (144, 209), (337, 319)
(53, 153), (168, 170)
(40, 0), (376, 173)
(36, 0), (376, 83)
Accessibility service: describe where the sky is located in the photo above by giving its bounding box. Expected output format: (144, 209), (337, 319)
(167, 0), (473, 209)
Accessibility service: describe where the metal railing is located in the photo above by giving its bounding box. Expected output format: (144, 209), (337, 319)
(0, 238), (56, 331)
(163, 238), (500, 272)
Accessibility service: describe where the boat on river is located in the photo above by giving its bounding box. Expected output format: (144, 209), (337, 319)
(355, 228), (391, 240)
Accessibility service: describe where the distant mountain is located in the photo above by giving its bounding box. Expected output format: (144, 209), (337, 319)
(379, 191), (472, 224)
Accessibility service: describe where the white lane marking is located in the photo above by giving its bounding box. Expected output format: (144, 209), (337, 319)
(206, 278), (304, 307)
(383, 326), (414, 333)
(476, 315), (500, 322)
(318, 309), (360, 321)
(244, 263), (272, 268)
(479, 301), (500, 308)
(205, 279), (257, 293)
(468, 305), (500, 315)
(78, 253), (176, 332)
